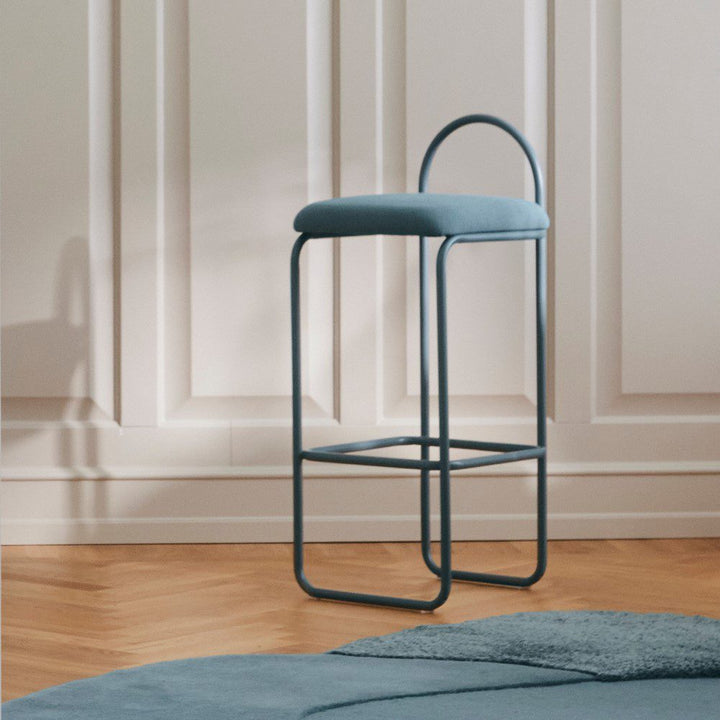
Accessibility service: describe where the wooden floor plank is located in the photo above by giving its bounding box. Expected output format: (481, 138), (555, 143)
(3, 539), (720, 701)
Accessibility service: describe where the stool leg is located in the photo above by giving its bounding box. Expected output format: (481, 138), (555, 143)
(292, 234), (450, 611)
(423, 234), (548, 587)
(291, 234), (312, 594)
(419, 235), (436, 572)
(532, 233), (548, 580)
(434, 238), (457, 600)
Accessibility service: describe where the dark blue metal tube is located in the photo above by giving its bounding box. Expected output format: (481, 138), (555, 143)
(311, 436), (423, 453)
(310, 436), (539, 454)
(419, 114), (544, 207)
(532, 234), (549, 582)
(291, 234), (312, 593)
(419, 234), (434, 573)
(294, 585), (449, 611)
(415, 114), (547, 584)
(435, 236), (458, 605)
(300, 440), (543, 471)
(443, 230), (543, 242)
(291, 233), (451, 611)
(302, 450), (435, 471)
(419, 233), (548, 587)
(449, 447), (544, 470)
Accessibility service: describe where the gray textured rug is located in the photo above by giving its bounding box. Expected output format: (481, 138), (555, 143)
(331, 611), (720, 681)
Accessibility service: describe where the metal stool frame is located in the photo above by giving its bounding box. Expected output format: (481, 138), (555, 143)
(291, 115), (547, 611)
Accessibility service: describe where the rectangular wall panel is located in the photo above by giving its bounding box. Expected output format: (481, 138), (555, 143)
(384, 0), (545, 422)
(620, 0), (720, 395)
(591, 0), (720, 418)
(0, 0), (113, 416)
(188, 0), (309, 399)
(163, 0), (335, 421)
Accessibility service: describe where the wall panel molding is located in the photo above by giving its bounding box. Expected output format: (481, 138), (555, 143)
(163, 0), (336, 423)
(119, 0), (162, 427)
(592, 0), (720, 420)
(620, 0), (720, 397)
(381, 0), (548, 427)
(1, 0), (115, 418)
(3, 473), (719, 545)
(3, 0), (720, 543)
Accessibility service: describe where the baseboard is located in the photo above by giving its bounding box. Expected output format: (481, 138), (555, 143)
(2, 473), (719, 544)
(3, 511), (720, 545)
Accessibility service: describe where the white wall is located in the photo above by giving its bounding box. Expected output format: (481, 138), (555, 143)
(2, 0), (719, 544)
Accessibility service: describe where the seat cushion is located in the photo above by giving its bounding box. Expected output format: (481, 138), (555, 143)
(293, 193), (549, 237)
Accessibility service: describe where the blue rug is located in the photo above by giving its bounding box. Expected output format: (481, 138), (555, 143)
(332, 611), (720, 680)
(5, 611), (720, 719)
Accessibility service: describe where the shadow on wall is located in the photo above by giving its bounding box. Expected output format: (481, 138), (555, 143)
(2, 236), (89, 399)
(2, 236), (108, 540)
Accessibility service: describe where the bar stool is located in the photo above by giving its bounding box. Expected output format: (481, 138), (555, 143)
(290, 114), (549, 611)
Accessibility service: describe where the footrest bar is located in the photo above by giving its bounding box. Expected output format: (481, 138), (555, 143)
(441, 438), (538, 453)
(311, 435), (537, 455)
(450, 447), (544, 470)
(302, 449), (431, 470)
(311, 436), (424, 454)
(301, 441), (545, 472)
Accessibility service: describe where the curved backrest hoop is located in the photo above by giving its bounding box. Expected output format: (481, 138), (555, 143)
(418, 114), (544, 208)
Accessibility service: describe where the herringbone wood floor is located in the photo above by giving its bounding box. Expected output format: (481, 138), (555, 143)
(3, 539), (720, 701)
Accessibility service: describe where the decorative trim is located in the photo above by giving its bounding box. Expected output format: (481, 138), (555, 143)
(3, 511), (720, 546)
(3, 460), (720, 480)
(3, 474), (719, 544)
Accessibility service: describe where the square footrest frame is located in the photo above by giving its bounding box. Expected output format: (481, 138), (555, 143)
(302, 435), (545, 471)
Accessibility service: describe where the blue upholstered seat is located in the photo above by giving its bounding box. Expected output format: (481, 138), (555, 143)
(293, 193), (549, 238)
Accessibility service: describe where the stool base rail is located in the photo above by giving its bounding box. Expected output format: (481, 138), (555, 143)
(302, 436), (545, 472)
